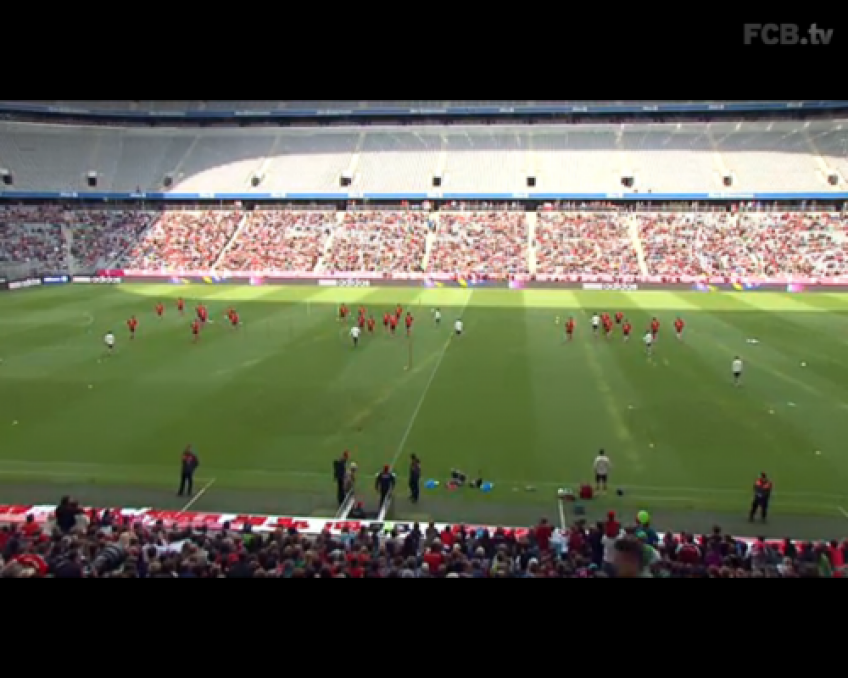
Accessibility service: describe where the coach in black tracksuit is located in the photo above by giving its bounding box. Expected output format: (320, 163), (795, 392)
(178, 448), (200, 497)
(375, 466), (396, 509)
(333, 452), (349, 506)
(409, 455), (422, 504)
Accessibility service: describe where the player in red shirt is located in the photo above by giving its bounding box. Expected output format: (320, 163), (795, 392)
(358, 313), (366, 331)
(127, 315), (138, 339)
(651, 317), (660, 340)
(603, 316), (613, 339)
(177, 298), (185, 315)
(339, 305), (349, 322)
(622, 320), (632, 342)
(565, 317), (575, 341)
(155, 302), (164, 318)
(396, 305), (403, 320)
(405, 312), (414, 337)
(191, 319), (201, 343)
(383, 312), (391, 333)
(229, 309), (240, 328)
(674, 317), (685, 341)
(615, 311), (624, 325)
(367, 316), (376, 334)
(602, 312), (611, 326)
(389, 314), (398, 335)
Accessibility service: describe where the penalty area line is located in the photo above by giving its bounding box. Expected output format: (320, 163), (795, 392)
(181, 478), (217, 512)
(838, 506), (848, 520)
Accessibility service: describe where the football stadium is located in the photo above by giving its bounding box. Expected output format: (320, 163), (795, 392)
(1, 99), (848, 578)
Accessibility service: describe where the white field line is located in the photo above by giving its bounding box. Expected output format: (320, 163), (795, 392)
(838, 506), (848, 520)
(181, 478), (217, 512)
(388, 291), (471, 472)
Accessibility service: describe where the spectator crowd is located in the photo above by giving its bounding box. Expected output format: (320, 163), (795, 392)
(1, 500), (845, 578)
(2, 207), (848, 279)
(119, 210), (244, 270)
(324, 211), (430, 274)
(430, 212), (528, 279)
(220, 211), (334, 272)
(536, 213), (640, 277)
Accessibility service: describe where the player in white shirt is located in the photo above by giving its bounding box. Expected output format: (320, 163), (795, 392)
(592, 314), (601, 335)
(350, 326), (361, 347)
(732, 357), (743, 387)
(434, 308), (442, 326)
(103, 331), (116, 355)
(454, 320), (464, 336)
(643, 331), (654, 355)
(594, 450), (612, 493)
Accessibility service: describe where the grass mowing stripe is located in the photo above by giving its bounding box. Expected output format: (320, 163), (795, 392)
(388, 290), (472, 472)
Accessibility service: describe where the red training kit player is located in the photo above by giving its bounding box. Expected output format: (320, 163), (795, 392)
(230, 310), (240, 327)
(615, 312), (624, 325)
(604, 318), (613, 338)
(565, 318), (575, 340)
(191, 319), (201, 342)
(390, 315), (398, 335)
(675, 318), (685, 339)
(177, 298), (185, 314)
(651, 318), (660, 337)
(406, 313), (414, 336)
(396, 305), (403, 320)
(623, 321), (632, 341)
(339, 305), (349, 321)
(367, 317), (376, 334)
(358, 315), (366, 330)
(383, 312), (390, 330)
(155, 303), (164, 317)
(127, 316), (138, 339)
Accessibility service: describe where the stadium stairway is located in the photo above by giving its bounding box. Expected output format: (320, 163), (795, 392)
(706, 126), (732, 188)
(526, 211), (538, 275)
(421, 213), (440, 271)
(62, 225), (78, 274)
(628, 216), (650, 276)
(803, 128), (839, 186)
(315, 213), (344, 273)
(212, 212), (250, 270)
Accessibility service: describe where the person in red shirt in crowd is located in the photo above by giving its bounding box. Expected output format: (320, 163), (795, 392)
(604, 511), (621, 539)
(422, 542), (444, 572)
(177, 297), (185, 315)
(675, 317), (685, 341)
(565, 317), (575, 342)
(622, 320), (632, 342)
(677, 534), (702, 565)
(405, 312), (414, 337)
(21, 514), (41, 538)
(367, 316), (376, 334)
(155, 302), (164, 318)
(439, 526), (455, 549)
(535, 518), (553, 552)
(127, 315), (138, 340)
(191, 319), (201, 343)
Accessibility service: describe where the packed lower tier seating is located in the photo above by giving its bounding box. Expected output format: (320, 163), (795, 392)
(1, 500), (844, 578)
(2, 208), (848, 278)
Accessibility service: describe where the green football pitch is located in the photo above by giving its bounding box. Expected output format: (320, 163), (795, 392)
(2, 284), (848, 538)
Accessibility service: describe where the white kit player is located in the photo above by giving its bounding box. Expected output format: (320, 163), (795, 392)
(594, 449), (612, 493)
(592, 314), (601, 336)
(104, 331), (116, 354)
(350, 326), (361, 348)
(732, 356), (743, 387)
(643, 330), (654, 356)
(454, 319), (464, 337)
(434, 308), (442, 326)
